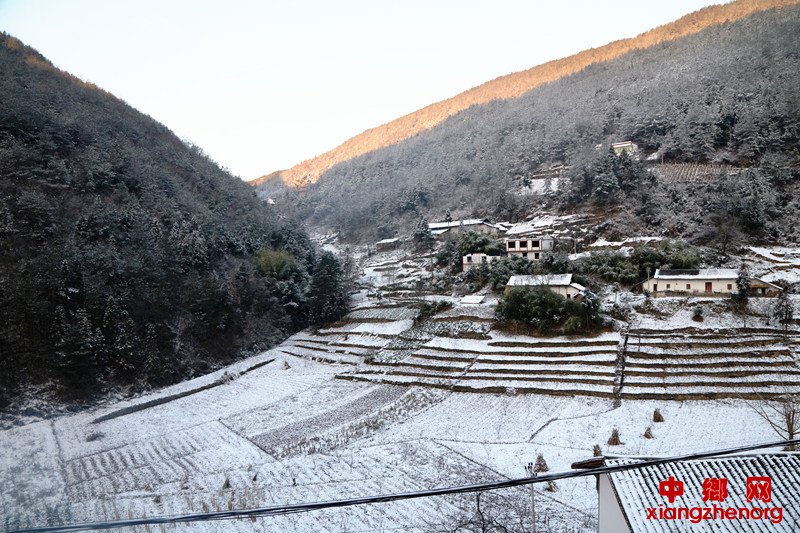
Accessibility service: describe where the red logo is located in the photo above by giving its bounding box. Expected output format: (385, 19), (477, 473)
(701, 477), (729, 502)
(659, 476), (684, 503)
(746, 477), (772, 503)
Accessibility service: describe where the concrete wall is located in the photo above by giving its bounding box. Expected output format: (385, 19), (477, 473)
(598, 474), (632, 533)
(462, 253), (500, 272)
(505, 237), (554, 255)
(650, 277), (736, 296)
(503, 284), (583, 299)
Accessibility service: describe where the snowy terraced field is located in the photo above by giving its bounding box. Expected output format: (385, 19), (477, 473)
(342, 331), (622, 397)
(1, 338), (793, 532)
(5, 288), (800, 532)
(622, 328), (800, 399)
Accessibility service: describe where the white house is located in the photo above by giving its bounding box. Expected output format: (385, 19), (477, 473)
(505, 235), (555, 259)
(572, 454), (800, 533)
(505, 273), (586, 299)
(611, 141), (639, 158)
(644, 269), (782, 297)
(428, 219), (505, 238)
(462, 253), (502, 272)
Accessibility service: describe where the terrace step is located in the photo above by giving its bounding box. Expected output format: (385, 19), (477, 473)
(337, 373), (615, 398)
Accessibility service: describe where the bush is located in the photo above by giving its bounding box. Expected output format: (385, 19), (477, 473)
(496, 287), (603, 335)
(653, 408), (664, 423)
(608, 428), (623, 446)
(435, 231), (504, 274)
(488, 256), (537, 290)
(593, 444), (603, 457)
(534, 453), (549, 473)
(577, 239), (700, 285)
(416, 300), (453, 323)
(644, 426), (654, 439)
(254, 249), (298, 280)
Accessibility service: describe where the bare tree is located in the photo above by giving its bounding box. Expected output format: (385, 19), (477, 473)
(751, 394), (799, 451)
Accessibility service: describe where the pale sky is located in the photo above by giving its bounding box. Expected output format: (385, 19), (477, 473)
(0, 0), (720, 180)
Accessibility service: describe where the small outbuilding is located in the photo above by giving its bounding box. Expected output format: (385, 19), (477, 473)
(611, 141), (639, 158)
(375, 237), (400, 252)
(462, 253), (502, 272)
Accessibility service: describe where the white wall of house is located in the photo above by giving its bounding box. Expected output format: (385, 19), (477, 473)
(508, 250), (545, 259)
(462, 253), (500, 271)
(650, 278), (736, 295)
(503, 283), (584, 299)
(505, 237), (554, 257)
(550, 285), (584, 299)
(598, 474), (632, 533)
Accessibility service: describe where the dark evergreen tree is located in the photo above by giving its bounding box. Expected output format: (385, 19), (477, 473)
(772, 290), (794, 337)
(307, 252), (349, 325)
(735, 264), (751, 303)
(412, 217), (435, 251)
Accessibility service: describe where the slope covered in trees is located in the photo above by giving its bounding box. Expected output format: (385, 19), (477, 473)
(0, 34), (347, 412)
(257, 0), (799, 188)
(275, 4), (800, 245)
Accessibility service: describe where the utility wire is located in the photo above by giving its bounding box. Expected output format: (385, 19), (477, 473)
(12, 438), (800, 533)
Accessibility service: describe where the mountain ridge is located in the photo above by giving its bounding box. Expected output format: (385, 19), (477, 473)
(254, 0), (800, 188)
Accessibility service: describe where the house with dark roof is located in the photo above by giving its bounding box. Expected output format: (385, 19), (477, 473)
(572, 453), (800, 532)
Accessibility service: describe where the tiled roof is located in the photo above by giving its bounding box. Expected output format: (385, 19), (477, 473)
(606, 454), (800, 532)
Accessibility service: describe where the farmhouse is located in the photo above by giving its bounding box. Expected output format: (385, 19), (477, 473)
(505, 235), (555, 259)
(375, 237), (400, 252)
(505, 273), (586, 299)
(428, 218), (505, 238)
(572, 454), (800, 533)
(462, 253), (502, 272)
(750, 278), (784, 297)
(611, 140), (639, 157)
(644, 269), (782, 297)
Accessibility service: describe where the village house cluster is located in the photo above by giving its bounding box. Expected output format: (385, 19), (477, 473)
(419, 217), (784, 299)
(372, 210), (784, 301)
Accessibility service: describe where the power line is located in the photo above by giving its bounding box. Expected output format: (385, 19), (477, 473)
(12, 438), (799, 533)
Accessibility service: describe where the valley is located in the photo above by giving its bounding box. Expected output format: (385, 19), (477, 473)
(4, 231), (799, 531)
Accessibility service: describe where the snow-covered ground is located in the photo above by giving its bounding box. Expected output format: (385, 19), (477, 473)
(1, 346), (787, 532)
(4, 244), (800, 532)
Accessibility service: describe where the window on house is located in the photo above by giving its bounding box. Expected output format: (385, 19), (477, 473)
(534, 253), (540, 259)
(481, 256), (487, 263)
(653, 284), (658, 291)
(667, 284), (671, 289)
(686, 284), (690, 290)
(728, 284), (732, 290)
(466, 256), (472, 262)
(534, 240), (541, 249)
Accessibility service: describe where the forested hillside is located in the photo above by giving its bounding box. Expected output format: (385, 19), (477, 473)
(274, 4), (800, 245)
(0, 34), (347, 413)
(259, 0), (798, 188)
